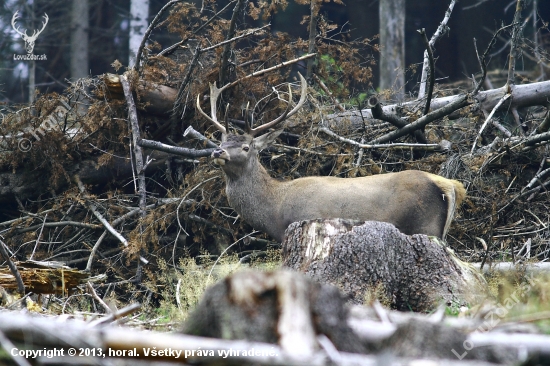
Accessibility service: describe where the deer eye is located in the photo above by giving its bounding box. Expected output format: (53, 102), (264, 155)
(242, 145), (250, 152)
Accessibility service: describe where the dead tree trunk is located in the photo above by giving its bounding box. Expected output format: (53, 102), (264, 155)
(282, 219), (487, 312)
(379, 0), (405, 101)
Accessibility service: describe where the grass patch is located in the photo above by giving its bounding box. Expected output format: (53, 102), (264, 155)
(443, 268), (550, 334)
(147, 248), (282, 325)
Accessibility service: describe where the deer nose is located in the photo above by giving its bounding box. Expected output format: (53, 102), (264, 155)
(212, 148), (225, 158)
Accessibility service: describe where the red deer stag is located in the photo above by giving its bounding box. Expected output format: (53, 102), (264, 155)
(197, 74), (466, 242)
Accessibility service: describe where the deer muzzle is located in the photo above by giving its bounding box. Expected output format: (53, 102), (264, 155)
(212, 148), (228, 166)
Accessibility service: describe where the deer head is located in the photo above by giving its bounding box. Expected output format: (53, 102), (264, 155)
(12, 11), (49, 54)
(196, 73), (307, 174)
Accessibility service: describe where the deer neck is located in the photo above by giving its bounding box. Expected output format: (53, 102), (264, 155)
(223, 157), (281, 233)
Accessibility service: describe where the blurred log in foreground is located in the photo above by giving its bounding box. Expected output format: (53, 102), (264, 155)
(282, 219), (488, 312)
(180, 269), (519, 365)
(1, 269), (548, 365)
(182, 269), (369, 357)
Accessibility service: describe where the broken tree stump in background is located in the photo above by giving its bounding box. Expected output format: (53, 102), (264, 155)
(282, 219), (488, 312)
(0, 260), (92, 295)
(103, 73), (177, 116)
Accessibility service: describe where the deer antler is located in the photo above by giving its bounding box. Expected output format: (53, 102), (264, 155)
(11, 11), (27, 37)
(196, 72), (308, 137)
(247, 73), (307, 136)
(196, 82), (230, 135)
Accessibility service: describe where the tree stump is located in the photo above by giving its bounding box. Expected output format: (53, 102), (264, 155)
(282, 219), (487, 312)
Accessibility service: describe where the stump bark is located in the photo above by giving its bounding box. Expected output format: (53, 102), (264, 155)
(282, 219), (487, 312)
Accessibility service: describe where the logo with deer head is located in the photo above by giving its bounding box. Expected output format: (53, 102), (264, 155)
(11, 11), (48, 54)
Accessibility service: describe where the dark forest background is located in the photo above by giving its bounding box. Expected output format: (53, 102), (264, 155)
(1, 0), (548, 104)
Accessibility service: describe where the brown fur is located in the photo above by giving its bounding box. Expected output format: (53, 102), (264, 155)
(212, 131), (466, 242)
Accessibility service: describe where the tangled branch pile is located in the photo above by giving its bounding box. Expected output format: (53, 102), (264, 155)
(0, 0), (549, 311)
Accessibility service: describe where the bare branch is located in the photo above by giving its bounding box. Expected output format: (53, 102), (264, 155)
(367, 96), (428, 143)
(183, 126), (218, 148)
(475, 22), (517, 93)
(219, 0), (246, 86)
(86, 198), (185, 272)
(74, 174), (148, 265)
(86, 231), (107, 272)
(471, 93), (512, 154)
(418, 0), (456, 98)
(29, 213), (46, 261)
(507, 0), (525, 90)
(13, 221), (101, 234)
(89, 303), (142, 327)
(120, 73), (147, 218)
(319, 127), (442, 151)
(536, 108), (550, 134)
(418, 29), (435, 116)
(138, 138), (215, 157)
(369, 94), (470, 144)
(87, 282), (111, 313)
(172, 45), (201, 119)
(222, 53), (316, 91)
(0, 239), (25, 294)
(201, 25), (270, 53)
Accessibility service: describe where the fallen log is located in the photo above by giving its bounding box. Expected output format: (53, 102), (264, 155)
(324, 81), (550, 132)
(281, 219), (488, 311)
(472, 261), (550, 273)
(0, 260), (91, 295)
(102, 73), (178, 116)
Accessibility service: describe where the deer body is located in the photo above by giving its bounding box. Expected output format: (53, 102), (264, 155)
(198, 73), (466, 242)
(214, 133), (465, 242)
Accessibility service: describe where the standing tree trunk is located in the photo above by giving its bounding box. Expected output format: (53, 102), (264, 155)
(129, 0), (150, 67)
(379, 0), (405, 102)
(70, 0), (89, 80)
(29, 60), (35, 104)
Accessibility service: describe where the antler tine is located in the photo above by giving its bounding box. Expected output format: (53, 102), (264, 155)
(286, 72), (308, 118)
(248, 72), (308, 137)
(244, 101), (252, 134)
(224, 103), (230, 133)
(196, 82), (228, 134)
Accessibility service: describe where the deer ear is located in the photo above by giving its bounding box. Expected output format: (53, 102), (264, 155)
(253, 129), (284, 150)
